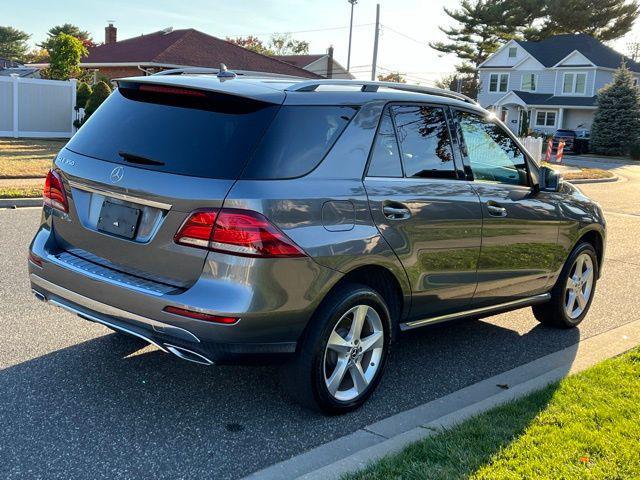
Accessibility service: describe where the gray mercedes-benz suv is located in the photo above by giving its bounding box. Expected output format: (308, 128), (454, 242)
(29, 73), (605, 413)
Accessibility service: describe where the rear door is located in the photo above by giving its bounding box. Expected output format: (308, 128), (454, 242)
(452, 109), (562, 305)
(364, 104), (483, 319)
(51, 81), (283, 288)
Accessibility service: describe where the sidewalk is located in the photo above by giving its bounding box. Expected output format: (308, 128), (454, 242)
(247, 319), (640, 480)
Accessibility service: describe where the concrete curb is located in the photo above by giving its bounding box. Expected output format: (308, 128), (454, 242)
(567, 174), (619, 184)
(0, 197), (42, 209)
(246, 319), (640, 480)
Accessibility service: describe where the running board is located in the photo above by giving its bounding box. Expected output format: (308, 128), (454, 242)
(400, 293), (551, 331)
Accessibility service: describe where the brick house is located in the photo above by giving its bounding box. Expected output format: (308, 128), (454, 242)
(75, 24), (321, 80)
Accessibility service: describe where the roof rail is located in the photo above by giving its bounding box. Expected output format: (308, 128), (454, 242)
(285, 79), (477, 104)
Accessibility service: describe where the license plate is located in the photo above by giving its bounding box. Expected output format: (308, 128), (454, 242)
(97, 201), (141, 239)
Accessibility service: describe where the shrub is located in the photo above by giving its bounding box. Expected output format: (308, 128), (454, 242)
(76, 82), (92, 110)
(84, 81), (111, 118)
(630, 142), (640, 160)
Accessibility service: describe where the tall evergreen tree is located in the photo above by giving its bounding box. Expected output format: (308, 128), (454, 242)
(430, 1), (517, 81)
(534, 0), (639, 41)
(590, 63), (640, 156)
(0, 26), (30, 62)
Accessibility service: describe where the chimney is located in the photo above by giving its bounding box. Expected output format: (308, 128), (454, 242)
(105, 23), (117, 44)
(327, 46), (334, 79)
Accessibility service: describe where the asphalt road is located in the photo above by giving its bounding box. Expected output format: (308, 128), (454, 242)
(1, 158), (639, 480)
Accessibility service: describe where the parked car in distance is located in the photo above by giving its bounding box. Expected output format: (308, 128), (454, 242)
(553, 128), (590, 154)
(29, 73), (606, 413)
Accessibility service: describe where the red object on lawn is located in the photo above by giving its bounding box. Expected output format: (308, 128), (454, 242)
(545, 138), (553, 163)
(556, 140), (565, 164)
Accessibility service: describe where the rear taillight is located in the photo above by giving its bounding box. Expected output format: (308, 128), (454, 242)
(163, 306), (238, 324)
(174, 208), (306, 258)
(43, 169), (68, 213)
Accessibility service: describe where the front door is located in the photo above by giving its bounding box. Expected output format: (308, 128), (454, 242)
(453, 109), (562, 306)
(364, 105), (483, 320)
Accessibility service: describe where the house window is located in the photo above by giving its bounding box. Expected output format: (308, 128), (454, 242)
(562, 72), (587, 94)
(489, 73), (509, 93)
(521, 73), (536, 91)
(508, 47), (517, 58)
(535, 111), (556, 127)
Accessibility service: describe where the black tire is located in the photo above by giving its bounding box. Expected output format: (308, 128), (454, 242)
(280, 283), (392, 414)
(532, 242), (598, 328)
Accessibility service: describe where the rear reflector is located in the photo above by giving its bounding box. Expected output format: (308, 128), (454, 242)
(43, 169), (68, 213)
(28, 251), (43, 267)
(163, 306), (238, 324)
(174, 208), (306, 258)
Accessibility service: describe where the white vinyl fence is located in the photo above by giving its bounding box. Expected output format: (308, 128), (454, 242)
(0, 75), (76, 138)
(521, 136), (544, 165)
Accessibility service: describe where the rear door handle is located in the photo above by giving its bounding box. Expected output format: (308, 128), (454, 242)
(487, 203), (507, 217)
(382, 204), (411, 220)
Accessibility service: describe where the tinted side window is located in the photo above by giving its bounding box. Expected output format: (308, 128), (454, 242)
(456, 111), (529, 186)
(391, 105), (456, 179)
(367, 109), (403, 177)
(243, 106), (357, 179)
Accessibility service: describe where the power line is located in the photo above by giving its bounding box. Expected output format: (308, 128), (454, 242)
(380, 24), (427, 46)
(228, 23), (374, 38)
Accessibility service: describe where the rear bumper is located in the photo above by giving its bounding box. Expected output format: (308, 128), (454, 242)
(29, 224), (340, 364)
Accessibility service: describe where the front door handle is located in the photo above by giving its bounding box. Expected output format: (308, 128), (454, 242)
(487, 203), (508, 217)
(382, 204), (411, 220)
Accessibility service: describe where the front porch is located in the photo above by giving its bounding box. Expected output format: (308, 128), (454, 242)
(491, 91), (597, 136)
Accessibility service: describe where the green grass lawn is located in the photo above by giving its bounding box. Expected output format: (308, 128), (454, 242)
(0, 138), (64, 178)
(344, 347), (640, 480)
(0, 184), (43, 198)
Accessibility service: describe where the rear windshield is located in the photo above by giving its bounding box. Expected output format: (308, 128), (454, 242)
(66, 85), (279, 179)
(242, 105), (357, 179)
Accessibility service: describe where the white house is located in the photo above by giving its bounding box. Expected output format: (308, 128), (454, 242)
(477, 34), (640, 135)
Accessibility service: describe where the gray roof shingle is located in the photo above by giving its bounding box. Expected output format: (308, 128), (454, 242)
(518, 34), (640, 72)
(511, 90), (598, 106)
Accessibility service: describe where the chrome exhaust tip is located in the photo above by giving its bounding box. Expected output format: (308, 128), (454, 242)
(32, 289), (46, 302)
(164, 344), (214, 366)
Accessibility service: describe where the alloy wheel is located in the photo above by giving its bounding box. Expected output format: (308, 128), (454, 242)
(323, 304), (384, 402)
(564, 252), (594, 320)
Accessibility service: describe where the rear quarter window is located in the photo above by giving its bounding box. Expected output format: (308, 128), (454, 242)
(242, 106), (357, 179)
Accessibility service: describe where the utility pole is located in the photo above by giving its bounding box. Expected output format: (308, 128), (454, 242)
(371, 3), (380, 81)
(346, 0), (357, 72)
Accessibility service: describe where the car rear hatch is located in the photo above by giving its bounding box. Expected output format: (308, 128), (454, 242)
(50, 78), (284, 289)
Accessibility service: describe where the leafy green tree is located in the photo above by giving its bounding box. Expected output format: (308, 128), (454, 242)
(226, 35), (274, 55)
(84, 81), (112, 118)
(377, 72), (407, 83)
(590, 63), (640, 156)
(48, 33), (87, 80)
(40, 24), (93, 50)
(269, 33), (309, 55)
(76, 82), (92, 109)
(0, 26), (30, 62)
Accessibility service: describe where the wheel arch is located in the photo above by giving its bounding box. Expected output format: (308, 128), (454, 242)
(575, 228), (605, 278)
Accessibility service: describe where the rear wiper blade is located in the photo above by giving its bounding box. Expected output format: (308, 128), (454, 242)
(118, 151), (165, 166)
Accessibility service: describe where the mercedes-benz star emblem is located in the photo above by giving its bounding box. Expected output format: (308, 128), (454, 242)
(110, 166), (124, 183)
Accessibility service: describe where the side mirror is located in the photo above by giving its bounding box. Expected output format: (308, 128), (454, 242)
(540, 166), (561, 192)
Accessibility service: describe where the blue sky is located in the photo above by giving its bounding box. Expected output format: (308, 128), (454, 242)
(7, 0), (640, 84)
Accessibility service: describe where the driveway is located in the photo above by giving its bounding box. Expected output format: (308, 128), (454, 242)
(1, 160), (639, 479)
